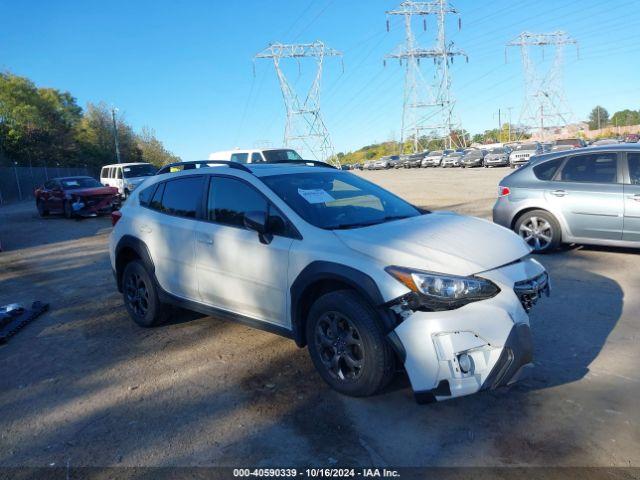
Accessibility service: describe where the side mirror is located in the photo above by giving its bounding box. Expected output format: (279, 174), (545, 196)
(244, 211), (271, 244)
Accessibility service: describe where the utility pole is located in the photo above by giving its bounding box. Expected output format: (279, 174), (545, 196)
(498, 108), (502, 142)
(111, 107), (122, 164)
(385, 0), (467, 152)
(506, 31), (578, 141)
(597, 106), (601, 130)
(254, 41), (342, 166)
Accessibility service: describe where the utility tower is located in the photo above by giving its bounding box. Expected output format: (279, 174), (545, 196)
(506, 31), (578, 141)
(385, 0), (467, 152)
(254, 41), (342, 165)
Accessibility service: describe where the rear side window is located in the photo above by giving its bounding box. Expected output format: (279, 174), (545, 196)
(559, 153), (618, 184)
(207, 177), (291, 236)
(230, 153), (249, 163)
(100, 167), (107, 178)
(138, 184), (157, 207)
(628, 153), (640, 185)
(533, 158), (563, 181)
(157, 177), (204, 218)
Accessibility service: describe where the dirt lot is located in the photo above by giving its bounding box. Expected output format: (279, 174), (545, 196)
(0, 167), (639, 468)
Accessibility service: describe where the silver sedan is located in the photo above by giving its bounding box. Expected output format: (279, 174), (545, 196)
(492, 144), (640, 253)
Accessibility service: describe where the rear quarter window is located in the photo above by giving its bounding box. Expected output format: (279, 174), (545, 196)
(138, 184), (157, 207)
(533, 158), (563, 181)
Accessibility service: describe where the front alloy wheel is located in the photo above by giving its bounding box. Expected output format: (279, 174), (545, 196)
(314, 311), (364, 381)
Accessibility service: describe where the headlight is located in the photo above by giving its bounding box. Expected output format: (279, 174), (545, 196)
(385, 266), (500, 311)
(126, 183), (137, 190)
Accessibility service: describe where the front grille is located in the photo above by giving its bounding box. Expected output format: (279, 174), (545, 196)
(514, 272), (550, 312)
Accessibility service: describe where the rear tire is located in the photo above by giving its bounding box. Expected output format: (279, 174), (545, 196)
(514, 209), (562, 253)
(306, 290), (396, 397)
(122, 260), (168, 327)
(37, 200), (49, 217)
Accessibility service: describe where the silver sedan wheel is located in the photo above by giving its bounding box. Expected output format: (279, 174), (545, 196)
(519, 216), (553, 251)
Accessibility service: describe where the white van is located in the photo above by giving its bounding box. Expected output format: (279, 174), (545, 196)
(208, 148), (305, 164)
(100, 163), (157, 198)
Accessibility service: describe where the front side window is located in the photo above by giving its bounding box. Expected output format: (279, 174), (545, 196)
(261, 171), (421, 230)
(628, 153), (640, 185)
(207, 177), (290, 236)
(156, 176), (204, 218)
(559, 153), (618, 184)
(230, 153), (249, 163)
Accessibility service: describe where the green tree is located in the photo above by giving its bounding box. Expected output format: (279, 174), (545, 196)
(588, 106), (609, 130)
(74, 102), (142, 170)
(610, 109), (640, 127)
(136, 126), (180, 166)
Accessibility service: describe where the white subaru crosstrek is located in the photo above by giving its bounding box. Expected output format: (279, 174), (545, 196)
(109, 160), (549, 403)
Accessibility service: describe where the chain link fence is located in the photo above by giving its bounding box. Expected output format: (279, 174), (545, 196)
(0, 166), (92, 204)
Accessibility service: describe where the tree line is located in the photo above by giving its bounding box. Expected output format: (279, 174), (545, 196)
(0, 72), (180, 171)
(588, 106), (640, 131)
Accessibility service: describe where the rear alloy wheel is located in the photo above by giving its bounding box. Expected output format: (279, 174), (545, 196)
(306, 290), (396, 397)
(515, 210), (561, 253)
(122, 260), (167, 327)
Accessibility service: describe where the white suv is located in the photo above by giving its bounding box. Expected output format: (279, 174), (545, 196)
(109, 160), (549, 402)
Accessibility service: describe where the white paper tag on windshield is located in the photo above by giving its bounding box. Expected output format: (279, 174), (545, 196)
(297, 188), (335, 204)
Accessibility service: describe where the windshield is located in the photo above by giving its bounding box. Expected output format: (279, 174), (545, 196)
(516, 143), (538, 151)
(60, 177), (102, 189)
(261, 171), (421, 230)
(262, 149), (304, 162)
(428, 151), (443, 157)
(465, 150), (482, 157)
(123, 164), (157, 178)
(489, 147), (506, 154)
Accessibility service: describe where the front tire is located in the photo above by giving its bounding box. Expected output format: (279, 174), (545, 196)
(122, 260), (168, 327)
(63, 201), (73, 219)
(306, 290), (396, 397)
(514, 209), (562, 253)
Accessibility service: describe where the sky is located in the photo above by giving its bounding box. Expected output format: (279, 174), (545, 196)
(1, 0), (639, 160)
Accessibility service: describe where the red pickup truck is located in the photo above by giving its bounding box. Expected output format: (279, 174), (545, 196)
(34, 176), (119, 218)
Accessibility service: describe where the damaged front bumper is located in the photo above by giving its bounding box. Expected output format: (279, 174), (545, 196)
(71, 195), (119, 217)
(388, 258), (548, 403)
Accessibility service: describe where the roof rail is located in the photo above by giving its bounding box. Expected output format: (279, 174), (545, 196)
(269, 159), (337, 169)
(156, 160), (251, 175)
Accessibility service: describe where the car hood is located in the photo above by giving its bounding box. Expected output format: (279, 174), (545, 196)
(334, 212), (531, 277)
(66, 186), (118, 196)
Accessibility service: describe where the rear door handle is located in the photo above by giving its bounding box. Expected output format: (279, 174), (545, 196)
(630, 194), (640, 202)
(550, 190), (568, 197)
(139, 224), (152, 233)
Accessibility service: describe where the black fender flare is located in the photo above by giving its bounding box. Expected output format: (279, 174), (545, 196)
(114, 235), (155, 292)
(289, 261), (395, 347)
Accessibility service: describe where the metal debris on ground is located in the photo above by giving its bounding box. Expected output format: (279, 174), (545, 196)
(0, 301), (49, 344)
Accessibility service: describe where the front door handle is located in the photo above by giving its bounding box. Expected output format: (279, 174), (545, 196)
(197, 237), (214, 245)
(550, 190), (568, 197)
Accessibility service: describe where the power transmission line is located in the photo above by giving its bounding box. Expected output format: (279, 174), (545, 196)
(506, 31), (578, 141)
(254, 41), (343, 165)
(385, 0), (467, 152)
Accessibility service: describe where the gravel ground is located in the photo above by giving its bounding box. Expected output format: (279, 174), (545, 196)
(0, 167), (638, 468)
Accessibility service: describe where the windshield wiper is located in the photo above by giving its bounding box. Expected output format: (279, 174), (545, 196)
(329, 215), (412, 230)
